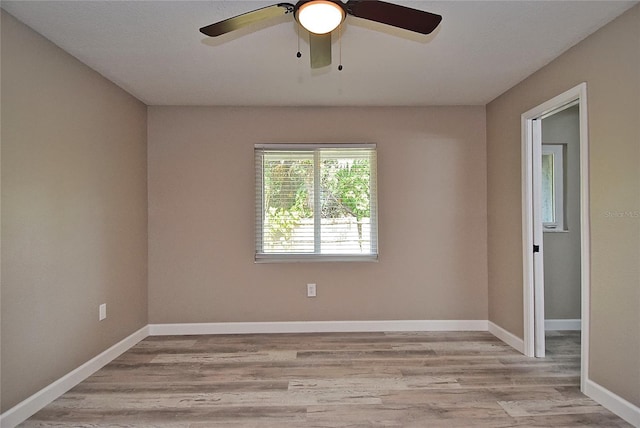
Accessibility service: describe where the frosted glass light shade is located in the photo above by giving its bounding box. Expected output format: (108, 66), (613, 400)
(296, 1), (345, 34)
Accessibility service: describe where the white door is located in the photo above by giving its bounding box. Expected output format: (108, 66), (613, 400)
(531, 118), (546, 358)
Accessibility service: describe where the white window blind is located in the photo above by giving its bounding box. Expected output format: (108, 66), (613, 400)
(255, 144), (378, 262)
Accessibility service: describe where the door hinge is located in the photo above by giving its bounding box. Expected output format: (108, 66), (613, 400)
(533, 245), (540, 253)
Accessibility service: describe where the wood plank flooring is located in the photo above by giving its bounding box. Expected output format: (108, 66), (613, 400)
(21, 331), (631, 427)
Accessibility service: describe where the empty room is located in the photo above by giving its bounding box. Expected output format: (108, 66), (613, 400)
(1, 1), (639, 427)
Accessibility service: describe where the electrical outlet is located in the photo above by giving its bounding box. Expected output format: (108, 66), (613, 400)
(307, 283), (317, 297)
(99, 303), (107, 321)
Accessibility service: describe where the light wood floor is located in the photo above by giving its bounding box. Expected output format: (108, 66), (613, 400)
(21, 331), (630, 427)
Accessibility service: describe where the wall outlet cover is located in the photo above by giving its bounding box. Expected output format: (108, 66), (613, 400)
(307, 283), (317, 297)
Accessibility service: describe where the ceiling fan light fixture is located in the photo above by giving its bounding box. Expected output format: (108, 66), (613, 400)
(296, 0), (345, 34)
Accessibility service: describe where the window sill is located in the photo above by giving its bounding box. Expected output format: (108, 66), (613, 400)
(255, 254), (379, 263)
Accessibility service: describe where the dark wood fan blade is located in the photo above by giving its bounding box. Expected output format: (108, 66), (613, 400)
(200, 3), (294, 37)
(309, 33), (332, 69)
(346, 0), (442, 35)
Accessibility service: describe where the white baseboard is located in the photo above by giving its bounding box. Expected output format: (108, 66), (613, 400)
(7, 320), (636, 428)
(0, 319), (494, 428)
(584, 379), (640, 427)
(545, 318), (581, 331)
(0, 326), (149, 428)
(148, 319), (489, 336)
(488, 321), (525, 353)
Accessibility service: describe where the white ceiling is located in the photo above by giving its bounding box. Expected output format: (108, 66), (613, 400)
(2, 0), (637, 106)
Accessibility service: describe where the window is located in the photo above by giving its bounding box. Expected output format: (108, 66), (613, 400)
(255, 144), (378, 261)
(541, 144), (565, 231)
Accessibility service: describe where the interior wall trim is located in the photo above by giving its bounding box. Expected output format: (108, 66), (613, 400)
(488, 321), (525, 353)
(0, 325), (149, 428)
(544, 319), (582, 331)
(584, 379), (640, 427)
(9, 320), (634, 428)
(147, 320), (489, 336)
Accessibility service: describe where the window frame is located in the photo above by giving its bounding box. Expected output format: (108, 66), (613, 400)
(255, 143), (378, 263)
(541, 144), (565, 232)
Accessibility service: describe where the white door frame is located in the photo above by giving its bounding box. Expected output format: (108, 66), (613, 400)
(521, 82), (590, 391)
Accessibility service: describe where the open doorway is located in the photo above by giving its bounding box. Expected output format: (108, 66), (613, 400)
(521, 83), (590, 392)
(542, 105), (582, 334)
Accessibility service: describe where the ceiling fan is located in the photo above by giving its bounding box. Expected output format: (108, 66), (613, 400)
(200, 0), (442, 69)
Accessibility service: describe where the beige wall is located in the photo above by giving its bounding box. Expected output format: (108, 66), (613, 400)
(487, 4), (639, 407)
(5, 0), (636, 417)
(542, 106), (581, 320)
(1, 11), (148, 411)
(148, 106), (487, 324)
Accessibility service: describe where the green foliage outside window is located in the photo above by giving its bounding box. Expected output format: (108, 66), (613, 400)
(263, 155), (371, 249)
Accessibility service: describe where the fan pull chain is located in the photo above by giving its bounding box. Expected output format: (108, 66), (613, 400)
(338, 25), (343, 71)
(296, 23), (302, 59)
